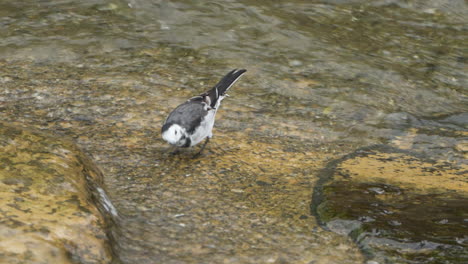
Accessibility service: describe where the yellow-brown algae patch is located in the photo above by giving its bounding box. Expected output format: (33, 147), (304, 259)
(0, 123), (112, 264)
(337, 152), (468, 194)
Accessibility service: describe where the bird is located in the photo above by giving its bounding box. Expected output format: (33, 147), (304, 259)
(161, 69), (246, 155)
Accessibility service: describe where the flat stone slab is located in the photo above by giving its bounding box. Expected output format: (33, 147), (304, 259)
(0, 123), (113, 264)
(313, 145), (468, 263)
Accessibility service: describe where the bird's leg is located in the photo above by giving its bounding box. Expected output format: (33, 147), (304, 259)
(193, 137), (210, 158)
(199, 137), (210, 153)
(170, 146), (181, 155)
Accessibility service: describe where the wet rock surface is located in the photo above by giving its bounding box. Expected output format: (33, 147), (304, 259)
(1, 0), (467, 263)
(117, 134), (366, 264)
(313, 145), (468, 263)
(0, 122), (113, 264)
(0, 60), (365, 263)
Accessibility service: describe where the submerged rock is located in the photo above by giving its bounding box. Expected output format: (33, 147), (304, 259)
(0, 122), (114, 264)
(313, 145), (468, 263)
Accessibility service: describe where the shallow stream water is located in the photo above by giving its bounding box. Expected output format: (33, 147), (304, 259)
(1, 0), (467, 263)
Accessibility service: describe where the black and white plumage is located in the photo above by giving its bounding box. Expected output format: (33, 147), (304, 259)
(161, 69), (246, 153)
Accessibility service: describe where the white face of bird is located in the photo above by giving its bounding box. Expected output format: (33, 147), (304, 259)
(162, 124), (187, 146)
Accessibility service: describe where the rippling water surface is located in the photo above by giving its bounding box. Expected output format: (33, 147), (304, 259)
(1, 0), (467, 263)
(2, 0), (466, 158)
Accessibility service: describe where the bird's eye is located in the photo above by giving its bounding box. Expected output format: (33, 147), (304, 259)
(175, 130), (177, 135)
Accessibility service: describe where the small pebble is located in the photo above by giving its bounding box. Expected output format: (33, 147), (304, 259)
(288, 60), (302, 67)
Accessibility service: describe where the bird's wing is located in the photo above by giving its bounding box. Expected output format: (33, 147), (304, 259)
(163, 99), (208, 133)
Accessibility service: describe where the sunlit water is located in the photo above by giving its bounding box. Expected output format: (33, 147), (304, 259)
(1, 0), (467, 263)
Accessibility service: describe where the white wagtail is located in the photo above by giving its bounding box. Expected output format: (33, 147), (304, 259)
(162, 69), (246, 155)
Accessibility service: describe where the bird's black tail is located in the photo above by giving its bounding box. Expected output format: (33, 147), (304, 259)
(205, 69), (246, 108)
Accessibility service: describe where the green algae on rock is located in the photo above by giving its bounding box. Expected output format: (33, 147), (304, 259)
(0, 122), (114, 264)
(313, 145), (468, 263)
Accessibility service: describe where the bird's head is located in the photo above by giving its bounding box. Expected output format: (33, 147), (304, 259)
(162, 124), (188, 147)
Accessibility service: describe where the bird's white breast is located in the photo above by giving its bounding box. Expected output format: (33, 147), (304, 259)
(189, 109), (217, 146)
